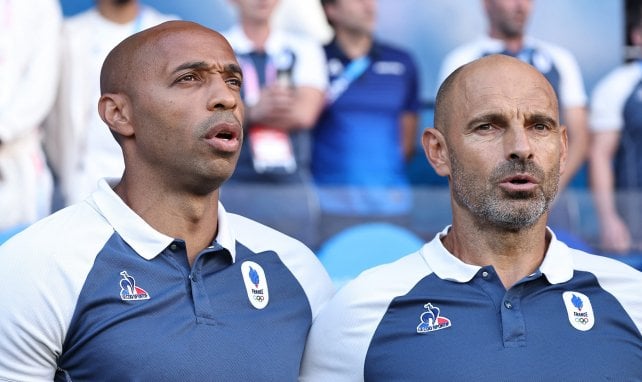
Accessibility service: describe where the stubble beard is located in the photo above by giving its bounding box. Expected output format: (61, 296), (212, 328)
(449, 152), (559, 231)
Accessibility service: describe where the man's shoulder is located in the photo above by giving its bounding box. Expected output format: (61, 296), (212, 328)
(373, 40), (415, 60)
(228, 213), (309, 249)
(227, 212), (335, 316)
(63, 7), (100, 29)
(595, 62), (641, 93)
(0, 202), (111, 254)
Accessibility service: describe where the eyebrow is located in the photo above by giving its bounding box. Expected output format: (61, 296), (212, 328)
(172, 61), (243, 78)
(468, 112), (557, 127)
(527, 114), (558, 127)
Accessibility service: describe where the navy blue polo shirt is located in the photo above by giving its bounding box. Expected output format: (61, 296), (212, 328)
(312, 39), (420, 215)
(300, 227), (642, 381)
(0, 179), (334, 381)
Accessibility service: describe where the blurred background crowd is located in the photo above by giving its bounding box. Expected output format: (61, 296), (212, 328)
(2, 0), (641, 274)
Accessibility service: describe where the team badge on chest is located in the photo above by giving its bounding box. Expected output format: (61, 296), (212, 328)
(119, 271), (150, 301)
(417, 303), (452, 333)
(562, 291), (595, 331)
(241, 261), (269, 309)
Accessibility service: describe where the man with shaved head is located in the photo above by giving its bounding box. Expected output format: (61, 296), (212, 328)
(300, 55), (642, 381)
(0, 21), (333, 380)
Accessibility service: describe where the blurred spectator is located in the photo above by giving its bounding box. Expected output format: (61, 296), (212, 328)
(312, 0), (420, 241)
(45, 0), (177, 207)
(437, 0), (589, 191)
(588, 5), (642, 254)
(220, 0), (327, 246)
(0, 0), (61, 232)
(273, 0), (333, 44)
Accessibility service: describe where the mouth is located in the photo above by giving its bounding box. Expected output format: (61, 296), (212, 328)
(499, 173), (539, 192)
(204, 122), (241, 153)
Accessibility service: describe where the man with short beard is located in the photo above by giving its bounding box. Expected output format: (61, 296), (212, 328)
(299, 54), (642, 382)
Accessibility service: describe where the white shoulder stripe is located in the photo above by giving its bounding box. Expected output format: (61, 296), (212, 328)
(0, 202), (114, 379)
(572, 250), (642, 335)
(227, 213), (334, 319)
(300, 251), (431, 381)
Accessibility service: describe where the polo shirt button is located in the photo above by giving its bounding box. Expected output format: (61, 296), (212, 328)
(170, 244), (177, 251)
(504, 301), (513, 309)
(482, 271), (489, 278)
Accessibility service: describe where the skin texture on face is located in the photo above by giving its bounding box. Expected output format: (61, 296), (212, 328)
(99, 21), (245, 196)
(426, 54), (567, 232)
(484, 0), (532, 40)
(232, 0), (280, 24)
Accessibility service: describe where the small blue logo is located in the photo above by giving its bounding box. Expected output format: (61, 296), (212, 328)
(248, 266), (260, 288)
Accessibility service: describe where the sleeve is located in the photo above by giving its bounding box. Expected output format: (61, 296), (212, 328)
(402, 51), (421, 113)
(291, 35), (329, 91)
(43, 22), (82, 190)
(0, 229), (68, 380)
(589, 66), (639, 133)
(0, 0), (62, 143)
(0, 205), (106, 381)
(435, 44), (481, 94)
(548, 44), (587, 108)
(300, 252), (430, 382)
(299, 281), (375, 382)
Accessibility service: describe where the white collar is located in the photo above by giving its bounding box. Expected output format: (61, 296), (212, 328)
(421, 225), (574, 284)
(89, 178), (237, 262)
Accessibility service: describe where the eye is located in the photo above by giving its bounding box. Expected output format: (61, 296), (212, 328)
(176, 73), (199, 83)
(226, 77), (242, 89)
(474, 123), (495, 132)
(532, 123), (550, 133)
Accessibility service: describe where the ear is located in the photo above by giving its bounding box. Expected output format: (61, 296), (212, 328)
(98, 93), (134, 139)
(422, 127), (451, 177)
(558, 124), (569, 176)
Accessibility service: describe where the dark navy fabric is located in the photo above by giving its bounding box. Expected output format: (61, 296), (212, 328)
(364, 269), (641, 381)
(56, 235), (311, 381)
(618, 79), (642, 189)
(312, 39), (420, 188)
(488, 48), (561, 109)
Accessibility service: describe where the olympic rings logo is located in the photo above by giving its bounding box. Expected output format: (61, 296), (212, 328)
(253, 295), (265, 302)
(574, 317), (590, 324)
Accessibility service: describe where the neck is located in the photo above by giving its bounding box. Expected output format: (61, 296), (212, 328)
(334, 28), (373, 59)
(114, 175), (220, 266)
(442, 214), (549, 289)
(241, 19), (271, 51)
(489, 30), (524, 54)
(97, 1), (140, 24)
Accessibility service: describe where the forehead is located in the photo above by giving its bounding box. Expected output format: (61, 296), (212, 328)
(147, 28), (238, 73)
(455, 64), (558, 119)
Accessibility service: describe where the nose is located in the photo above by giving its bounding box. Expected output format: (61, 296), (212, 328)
(206, 77), (238, 111)
(505, 125), (534, 162)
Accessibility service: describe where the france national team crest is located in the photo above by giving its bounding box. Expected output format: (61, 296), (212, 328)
(241, 261), (269, 309)
(562, 291), (595, 331)
(417, 303), (452, 334)
(119, 271), (150, 301)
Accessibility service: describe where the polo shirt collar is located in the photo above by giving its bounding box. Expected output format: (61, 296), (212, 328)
(421, 225), (574, 285)
(226, 23), (288, 56)
(326, 37), (382, 63)
(90, 178), (237, 262)
(479, 35), (539, 54)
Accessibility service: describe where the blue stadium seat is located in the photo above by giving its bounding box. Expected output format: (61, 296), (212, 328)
(317, 222), (424, 288)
